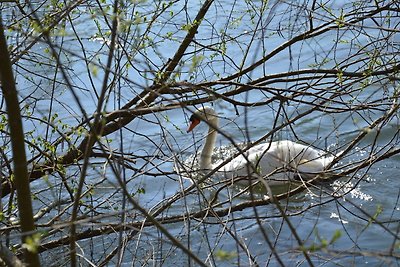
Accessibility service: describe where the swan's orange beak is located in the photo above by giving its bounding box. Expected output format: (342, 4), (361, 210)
(187, 118), (200, 133)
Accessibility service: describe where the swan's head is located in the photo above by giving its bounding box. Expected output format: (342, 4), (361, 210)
(187, 106), (218, 133)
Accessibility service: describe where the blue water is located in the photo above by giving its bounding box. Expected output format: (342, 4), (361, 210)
(4, 0), (399, 266)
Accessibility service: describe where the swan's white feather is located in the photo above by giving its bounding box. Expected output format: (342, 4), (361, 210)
(215, 140), (335, 180)
(186, 107), (337, 183)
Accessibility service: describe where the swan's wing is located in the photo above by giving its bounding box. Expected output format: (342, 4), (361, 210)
(256, 141), (336, 175)
(295, 155), (334, 174)
(274, 141), (336, 175)
(215, 141), (308, 173)
(213, 140), (336, 180)
(216, 143), (286, 177)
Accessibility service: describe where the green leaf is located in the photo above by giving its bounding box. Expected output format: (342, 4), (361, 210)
(215, 249), (237, 261)
(331, 230), (342, 243)
(22, 233), (41, 253)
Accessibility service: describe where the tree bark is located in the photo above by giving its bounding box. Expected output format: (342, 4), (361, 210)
(0, 19), (41, 267)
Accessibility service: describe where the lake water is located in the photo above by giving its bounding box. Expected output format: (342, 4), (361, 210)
(4, 0), (399, 266)
(119, 103), (399, 266)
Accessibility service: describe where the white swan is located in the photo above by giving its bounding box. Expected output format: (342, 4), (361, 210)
(187, 106), (337, 183)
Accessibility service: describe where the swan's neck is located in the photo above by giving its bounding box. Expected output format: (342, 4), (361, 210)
(200, 121), (218, 170)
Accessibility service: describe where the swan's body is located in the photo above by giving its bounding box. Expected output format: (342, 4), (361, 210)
(187, 106), (336, 183)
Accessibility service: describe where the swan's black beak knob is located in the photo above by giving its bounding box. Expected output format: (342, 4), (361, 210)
(187, 117), (200, 133)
